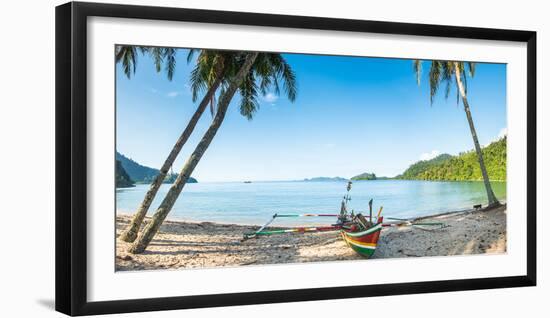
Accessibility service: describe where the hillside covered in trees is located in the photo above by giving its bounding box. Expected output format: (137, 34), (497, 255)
(116, 152), (198, 184)
(115, 160), (135, 188)
(397, 137), (506, 181)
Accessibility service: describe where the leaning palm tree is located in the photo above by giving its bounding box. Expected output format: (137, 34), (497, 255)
(129, 51), (297, 253)
(117, 47), (235, 242)
(413, 60), (500, 207)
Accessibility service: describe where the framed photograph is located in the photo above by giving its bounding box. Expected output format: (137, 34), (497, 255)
(55, 1), (536, 316)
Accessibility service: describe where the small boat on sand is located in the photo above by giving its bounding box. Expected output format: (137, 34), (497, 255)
(340, 217), (383, 258)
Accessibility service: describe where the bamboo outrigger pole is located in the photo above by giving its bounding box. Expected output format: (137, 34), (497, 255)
(243, 213), (340, 239)
(244, 213), (278, 240)
(248, 225), (342, 237)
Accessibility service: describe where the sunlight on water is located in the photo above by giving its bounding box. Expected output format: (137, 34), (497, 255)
(116, 180), (506, 226)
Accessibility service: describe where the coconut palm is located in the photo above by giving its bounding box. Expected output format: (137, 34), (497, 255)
(413, 60), (500, 207)
(117, 47), (236, 242)
(129, 51), (297, 253)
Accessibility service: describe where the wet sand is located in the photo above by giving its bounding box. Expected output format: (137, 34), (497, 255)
(116, 204), (506, 271)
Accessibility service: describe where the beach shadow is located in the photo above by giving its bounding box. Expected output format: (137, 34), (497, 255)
(148, 239), (240, 247)
(141, 244), (288, 256)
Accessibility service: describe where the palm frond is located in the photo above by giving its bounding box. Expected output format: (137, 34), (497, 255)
(115, 45), (137, 79)
(150, 47), (164, 73)
(413, 60), (422, 85)
(239, 72), (260, 120)
(467, 62), (476, 77)
(428, 61), (442, 105)
(186, 49), (200, 64)
(414, 60), (477, 106)
(186, 50), (297, 120)
(164, 48), (177, 81)
(442, 62), (454, 99)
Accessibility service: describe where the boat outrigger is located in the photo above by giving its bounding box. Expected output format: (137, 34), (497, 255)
(243, 181), (444, 258)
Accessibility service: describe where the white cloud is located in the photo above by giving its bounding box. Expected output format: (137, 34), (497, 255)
(166, 91), (181, 98)
(483, 127), (508, 147)
(150, 87), (159, 94)
(498, 127), (507, 139)
(262, 92), (278, 103)
(419, 150), (441, 161)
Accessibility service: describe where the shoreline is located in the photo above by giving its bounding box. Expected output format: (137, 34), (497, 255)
(116, 204), (506, 271)
(116, 198), (507, 228)
(117, 179), (507, 187)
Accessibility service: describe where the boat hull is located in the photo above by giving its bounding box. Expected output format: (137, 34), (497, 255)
(341, 218), (383, 258)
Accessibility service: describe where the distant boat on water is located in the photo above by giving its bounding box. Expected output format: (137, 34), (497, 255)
(244, 181), (252, 183)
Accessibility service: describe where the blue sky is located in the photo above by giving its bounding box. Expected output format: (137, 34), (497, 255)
(116, 49), (506, 182)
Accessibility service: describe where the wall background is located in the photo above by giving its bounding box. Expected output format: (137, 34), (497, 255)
(0, 0), (546, 317)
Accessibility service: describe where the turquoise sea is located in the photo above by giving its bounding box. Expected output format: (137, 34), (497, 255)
(116, 180), (506, 226)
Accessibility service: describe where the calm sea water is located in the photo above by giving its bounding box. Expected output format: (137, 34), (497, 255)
(116, 180), (506, 226)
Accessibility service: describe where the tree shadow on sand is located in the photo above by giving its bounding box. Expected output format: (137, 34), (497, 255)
(115, 224), (362, 271)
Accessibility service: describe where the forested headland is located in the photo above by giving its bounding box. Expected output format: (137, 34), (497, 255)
(396, 137), (506, 181)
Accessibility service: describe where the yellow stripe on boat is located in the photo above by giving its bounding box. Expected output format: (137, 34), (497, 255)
(341, 234), (377, 250)
(341, 235), (378, 248)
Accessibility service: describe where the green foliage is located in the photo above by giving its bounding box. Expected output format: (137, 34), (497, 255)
(397, 154), (453, 179)
(189, 50), (298, 120)
(115, 152), (198, 184)
(115, 160), (135, 188)
(351, 172), (377, 181)
(413, 60), (475, 105)
(397, 137), (506, 181)
(115, 46), (175, 80)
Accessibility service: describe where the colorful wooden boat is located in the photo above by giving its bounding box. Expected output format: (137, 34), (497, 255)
(341, 217), (383, 258)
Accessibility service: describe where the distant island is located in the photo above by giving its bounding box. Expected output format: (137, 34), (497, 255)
(351, 172), (378, 181)
(396, 137), (506, 181)
(303, 177), (348, 182)
(116, 151), (198, 185)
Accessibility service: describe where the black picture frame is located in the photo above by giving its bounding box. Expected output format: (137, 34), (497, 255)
(55, 1), (537, 316)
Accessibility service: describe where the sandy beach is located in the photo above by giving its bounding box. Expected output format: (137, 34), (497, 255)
(116, 204), (506, 271)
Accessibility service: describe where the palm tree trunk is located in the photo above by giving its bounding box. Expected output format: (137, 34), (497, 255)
(118, 63), (225, 243)
(453, 62), (500, 207)
(129, 52), (259, 254)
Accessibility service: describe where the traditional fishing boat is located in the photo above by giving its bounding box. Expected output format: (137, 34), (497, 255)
(243, 181), (443, 258)
(340, 217), (383, 258)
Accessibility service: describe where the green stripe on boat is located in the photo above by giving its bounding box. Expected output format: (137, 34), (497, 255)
(344, 223), (382, 237)
(347, 241), (376, 257)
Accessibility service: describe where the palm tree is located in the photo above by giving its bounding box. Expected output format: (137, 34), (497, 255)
(117, 47), (235, 242)
(129, 51), (297, 253)
(413, 60), (500, 207)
